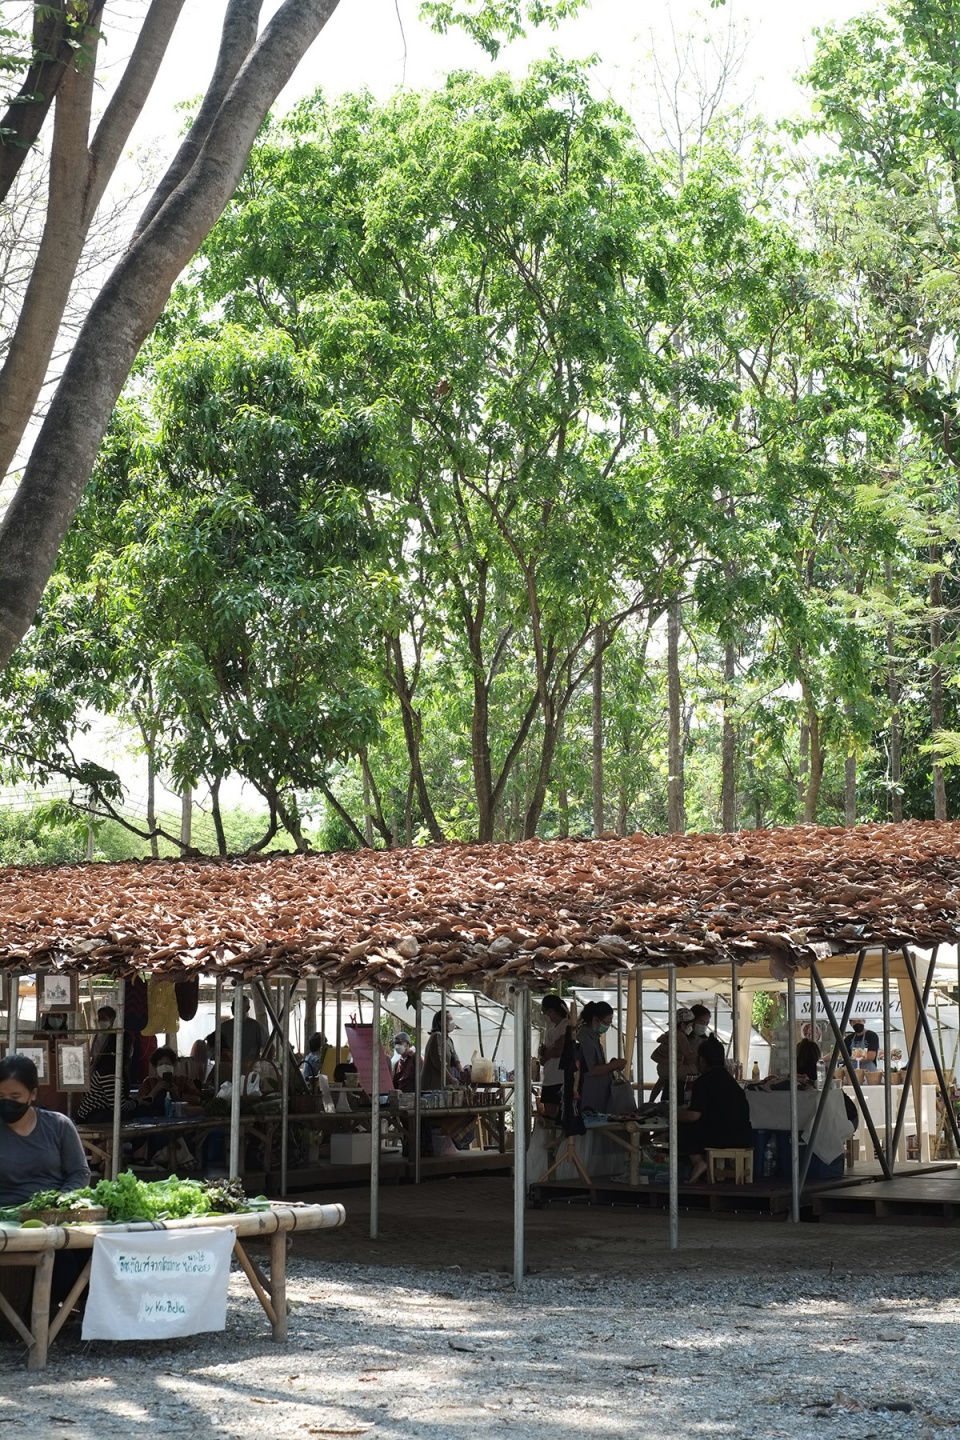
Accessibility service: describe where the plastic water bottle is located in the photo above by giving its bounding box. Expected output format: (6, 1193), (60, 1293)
(163, 1090), (173, 1119)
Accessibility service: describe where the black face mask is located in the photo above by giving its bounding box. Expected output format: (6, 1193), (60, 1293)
(852, 1024), (865, 1034)
(0, 1098), (30, 1124)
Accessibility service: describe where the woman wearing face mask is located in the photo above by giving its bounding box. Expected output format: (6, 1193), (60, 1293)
(137, 1046), (201, 1114)
(577, 1002), (625, 1114)
(0, 1053), (90, 1205)
(649, 1010), (699, 1104)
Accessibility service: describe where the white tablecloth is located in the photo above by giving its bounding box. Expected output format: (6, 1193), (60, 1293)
(746, 1088), (854, 1164)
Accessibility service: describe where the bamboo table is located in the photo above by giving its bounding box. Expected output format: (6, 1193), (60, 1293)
(0, 1201), (344, 1369)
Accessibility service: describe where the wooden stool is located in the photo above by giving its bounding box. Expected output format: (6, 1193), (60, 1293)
(706, 1147), (754, 1184)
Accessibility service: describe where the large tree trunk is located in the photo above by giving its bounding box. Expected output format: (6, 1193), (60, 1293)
(666, 597), (685, 833)
(0, 0), (189, 486)
(797, 719), (809, 821)
(180, 787), (193, 849)
(930, 552), (948, 820)
(591, 624), (604, 835)
(0, 0), (341, 670)
(721, 636), (737, 832)
(209, 775), (227, 856)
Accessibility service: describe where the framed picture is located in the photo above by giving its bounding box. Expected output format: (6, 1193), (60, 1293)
(37, 972), (78, 1013)
(0, 1039), (50, 1084)
(56, 1040), (90, 1092)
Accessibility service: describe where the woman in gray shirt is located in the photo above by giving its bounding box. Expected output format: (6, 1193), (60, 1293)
(0, 1053), (90, 1205)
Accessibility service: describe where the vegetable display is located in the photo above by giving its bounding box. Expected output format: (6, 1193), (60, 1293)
(3, 1173), (270, 1225)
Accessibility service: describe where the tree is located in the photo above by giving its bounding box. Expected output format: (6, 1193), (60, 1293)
(0, 0), (579, 673)
(0, 328), (387, 853)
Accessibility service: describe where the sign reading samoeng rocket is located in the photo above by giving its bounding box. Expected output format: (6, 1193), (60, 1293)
(82, 1227), (235, 1340)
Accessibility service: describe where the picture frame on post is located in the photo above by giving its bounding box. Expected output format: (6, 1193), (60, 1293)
(56, 1039), (91, 1092)
(0, 1039), (50, 1084)
(38, 972), (79, 1013)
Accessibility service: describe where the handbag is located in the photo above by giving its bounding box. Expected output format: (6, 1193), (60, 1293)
(608, 1072), (636, 1114)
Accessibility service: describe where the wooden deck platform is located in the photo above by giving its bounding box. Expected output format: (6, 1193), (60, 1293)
(529, 1162), (957, 1219)
(813, 1167), (960, 1225)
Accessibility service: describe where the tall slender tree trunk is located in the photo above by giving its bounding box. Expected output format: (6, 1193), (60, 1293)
(361, 759), (374, 848)
(146, 741), (158, 859)
(885, 558), (903, 822)
(180, 786), (192, 849)
(844, 700), (857, 827)
(523, 708), (561, 839)
(210, 775), (227, 856)
(797, 720), (810, 822)
(385, 636), (445, 843)
(721, 637), (737, 832)
(591, 624), (604, 836)
(930, 551), (948, 820)
(666, 597), (685, 833)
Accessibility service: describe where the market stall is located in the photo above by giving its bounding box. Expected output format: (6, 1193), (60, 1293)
(2, 819), (960, 1290)
(0, 1200), (344, 1369)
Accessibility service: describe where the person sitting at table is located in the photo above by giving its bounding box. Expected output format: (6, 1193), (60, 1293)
(137, 1046), (201, 1114)
(578, 1002), (626, 1114)
(0, 1053), (93, 1317)
(302, 1031), (327, 1087)
(75, 1036), (137, 1124)
(677, 1036), (753, 1183)
(0, 1053), (90, 1204)
(749, 1039), (823, 1092)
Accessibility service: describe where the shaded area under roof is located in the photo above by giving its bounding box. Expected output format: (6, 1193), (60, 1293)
(1, 820), (959, 989)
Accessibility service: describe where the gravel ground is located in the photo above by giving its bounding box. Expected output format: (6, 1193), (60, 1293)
(2, 1178), (959, 1439)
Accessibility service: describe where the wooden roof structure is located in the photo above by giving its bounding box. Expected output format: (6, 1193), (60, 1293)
(1, 820), (959, 989)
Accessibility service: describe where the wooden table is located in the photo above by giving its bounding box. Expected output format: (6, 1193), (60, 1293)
(0, 1201), (344, 1369)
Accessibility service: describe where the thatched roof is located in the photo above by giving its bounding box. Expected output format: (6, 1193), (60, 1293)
(0, 820), (957, 990)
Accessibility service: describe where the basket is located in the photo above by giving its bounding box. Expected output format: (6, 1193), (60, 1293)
(20, 1206), (108, 1226)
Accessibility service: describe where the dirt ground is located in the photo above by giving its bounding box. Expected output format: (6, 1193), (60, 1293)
(293, 1172), (960, 1276)
(2, 1176), (959, 1440)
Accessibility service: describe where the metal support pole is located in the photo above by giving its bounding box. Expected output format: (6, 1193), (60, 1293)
(370, 988), (381, 1240)
(667, 964), (679, 1251)
(321, 980), (327, 1059)
(335, 991), (342, 1069)
(787, 974), (799, 1222)
(413, 990), (423, 1185)
(798, 951), (868, 1190)
(440, 991), (447, 1087)
(512, 983), (530, 1290)
(901, 946), (960, 1153)
(280, 978), (291, 1196)
(213, 976), (223, 1093)
(808, 960), (893, 1181)
(890, 950), (937, 1161)
(635, 969), (644, 1097)
(6, 972), (18, 1053)
(881, 947), (892, 1170)
(616, 973), (623, 1060)
(110, 982), (126, 1181)
(228, 981), (244, 1178)
(730, 962), (738, 1073)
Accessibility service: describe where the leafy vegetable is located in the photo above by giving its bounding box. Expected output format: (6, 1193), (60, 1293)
(17, 1173), (269, 1224)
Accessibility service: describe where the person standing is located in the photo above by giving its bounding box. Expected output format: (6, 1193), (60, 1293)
(421, 1013), (462, 1090)
(539, 995), (571, 1121)
(577, 1001), (625, 1114)
(844, 1015), (879, 1072)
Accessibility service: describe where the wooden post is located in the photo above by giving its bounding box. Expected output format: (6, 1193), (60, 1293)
(27, 1251), (53, 1370)
(268, 1230), (288, 1341)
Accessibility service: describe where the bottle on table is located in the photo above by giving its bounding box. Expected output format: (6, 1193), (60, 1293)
(751, 1061), (761, 1082)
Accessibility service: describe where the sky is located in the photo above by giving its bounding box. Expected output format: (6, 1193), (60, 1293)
(117, 0), (880, 164)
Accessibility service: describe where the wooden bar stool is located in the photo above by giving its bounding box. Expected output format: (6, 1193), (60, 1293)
(706, 1147), (754, 1184)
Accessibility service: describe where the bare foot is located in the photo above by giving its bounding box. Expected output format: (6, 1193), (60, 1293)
(688, 1157), (708, 1184)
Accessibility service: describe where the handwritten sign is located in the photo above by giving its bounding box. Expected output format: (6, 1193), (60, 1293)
(83, 1226), (235, 1340)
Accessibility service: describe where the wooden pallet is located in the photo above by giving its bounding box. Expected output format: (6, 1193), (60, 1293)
(813, 1169), (960, 1225)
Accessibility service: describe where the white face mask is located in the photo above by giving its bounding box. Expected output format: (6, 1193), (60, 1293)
(694, 1024), (709, 1037)
(157, 1065), (175, 1078)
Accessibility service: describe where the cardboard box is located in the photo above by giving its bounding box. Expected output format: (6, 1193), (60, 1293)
(330, 1133), (373, 1165)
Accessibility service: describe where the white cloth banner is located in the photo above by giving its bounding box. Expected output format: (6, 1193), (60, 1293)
(82, 1225), (235, 1340)
(746, 1088), (854, 1164)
